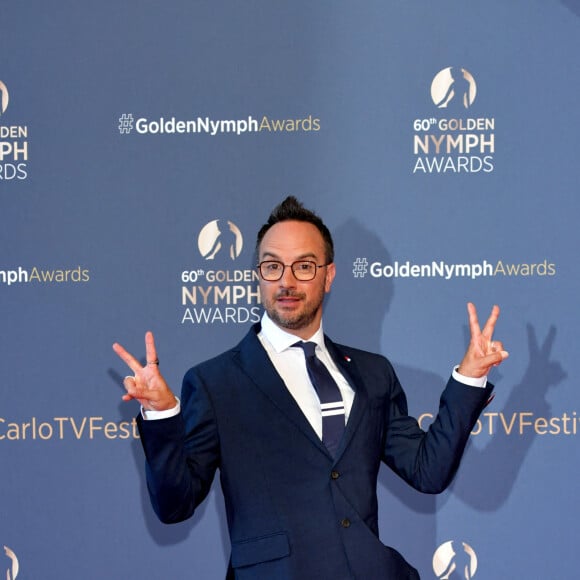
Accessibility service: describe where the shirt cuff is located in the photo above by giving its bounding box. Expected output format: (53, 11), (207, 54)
(141, 398), (181, 420)
(452, 366), (487, 388)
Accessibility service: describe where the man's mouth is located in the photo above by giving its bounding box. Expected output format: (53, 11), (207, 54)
(276, 292), (303, 304)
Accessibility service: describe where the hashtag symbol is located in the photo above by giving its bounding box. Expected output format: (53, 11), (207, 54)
(118, 113), (134, 134)
(352, 258), (368, 278)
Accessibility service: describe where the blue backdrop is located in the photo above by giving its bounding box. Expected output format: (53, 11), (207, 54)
(1, 1), (577, 578)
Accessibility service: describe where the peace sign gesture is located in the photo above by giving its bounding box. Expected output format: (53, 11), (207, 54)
(457, 303), (509, 378)
(112, 331), (177, 412)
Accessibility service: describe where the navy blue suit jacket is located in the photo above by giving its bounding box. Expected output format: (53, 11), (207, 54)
(138, 323), (494, 579)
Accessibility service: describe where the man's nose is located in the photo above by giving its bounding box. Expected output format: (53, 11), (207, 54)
(279, 265), (297, 286)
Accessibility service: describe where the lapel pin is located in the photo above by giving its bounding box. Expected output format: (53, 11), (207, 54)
(344, 355), (351, 362)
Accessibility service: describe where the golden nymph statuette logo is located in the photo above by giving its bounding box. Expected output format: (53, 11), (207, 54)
(3, 546), (19, 580)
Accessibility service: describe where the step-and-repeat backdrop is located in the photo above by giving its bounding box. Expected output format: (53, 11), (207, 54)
(1, 1), (578, 578)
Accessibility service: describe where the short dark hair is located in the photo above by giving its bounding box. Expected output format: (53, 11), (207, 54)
(256, 196), (334, 263)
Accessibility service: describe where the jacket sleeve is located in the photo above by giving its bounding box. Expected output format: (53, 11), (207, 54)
(381, 360), (494, 494)
(137, 366), (220, 523)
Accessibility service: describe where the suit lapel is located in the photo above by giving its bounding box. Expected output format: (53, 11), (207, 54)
(234, 325), (329, 455)
(325, 338), (369, 460)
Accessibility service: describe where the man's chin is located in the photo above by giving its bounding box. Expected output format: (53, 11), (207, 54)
(268, 309), (313, 331)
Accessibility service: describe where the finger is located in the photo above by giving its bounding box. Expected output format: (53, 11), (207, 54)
(481, 304), (500, 341)
(473, 350), (507, 373)
(123, 375), (137, 390)
(490, 349), (509, 365)
(112, 342), (144, 374)
(466, 302), (482, 338)
(145, 331), (159, 366)
(122, 374), (155, 402)
(123, 375), (142, 397)
(486, 340), (509, 360)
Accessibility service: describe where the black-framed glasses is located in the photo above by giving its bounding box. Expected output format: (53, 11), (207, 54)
(257, 260), (329, 282)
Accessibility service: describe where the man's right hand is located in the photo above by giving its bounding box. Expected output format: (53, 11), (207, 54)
(112, 331), (177, 412)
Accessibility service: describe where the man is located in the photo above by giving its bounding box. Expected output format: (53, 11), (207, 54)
(113, 196), (508, 579)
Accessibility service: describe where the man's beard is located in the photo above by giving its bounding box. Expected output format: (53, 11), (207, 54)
(264, 288), (324, 331)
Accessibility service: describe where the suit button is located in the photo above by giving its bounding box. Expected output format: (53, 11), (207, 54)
(340, 518), (351, 528)
(331, 471), (340, 480)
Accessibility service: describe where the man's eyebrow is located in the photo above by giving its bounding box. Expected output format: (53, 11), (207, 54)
(260, 252), (318, 261)
(259, 251), (279, 261)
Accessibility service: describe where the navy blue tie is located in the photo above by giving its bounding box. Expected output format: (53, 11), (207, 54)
(294, 341), (345, 456)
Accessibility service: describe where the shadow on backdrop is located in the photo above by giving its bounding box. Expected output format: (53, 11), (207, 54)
(561, 0), (580, 17)
(448, 324), (566, 510)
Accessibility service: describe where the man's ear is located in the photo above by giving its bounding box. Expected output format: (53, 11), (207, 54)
(325, 263), (336, 293)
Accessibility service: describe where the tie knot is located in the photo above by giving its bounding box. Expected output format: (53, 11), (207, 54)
(293, 341), (317, 358)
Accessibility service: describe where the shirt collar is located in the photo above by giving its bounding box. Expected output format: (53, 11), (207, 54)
(260, 312), (325, 353)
